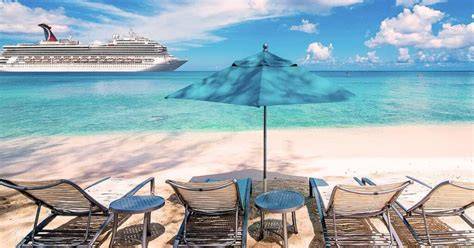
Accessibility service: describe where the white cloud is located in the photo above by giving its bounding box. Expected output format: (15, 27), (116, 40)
(468, 46), (474, 61)
(290, 19), (318, 33)
(354, 55), (366, 63)
(396, 0), (445, 7)
(305, 42), (333, 62)
(355, 51), (379, 63)
(126, 0), (365, 44)
(414, 48), (472, 63)
(416, 50), (447, 62)
(0, 1), (75, 34)
(367, 51), (379, 62)
(396, 0), (417, 7)
(416, 50), (448, 62)
(427, 23), (474, 49)
(397, 47), (411, 63)
(0, 0), (364, 45)
(420, 0), (446, 5)
(366, 5), (473, 49)
(68, 1), (143, 19)
(417, 50), (429, 61)
(265, 0), (365, 15)
(366, 5), (444, 48)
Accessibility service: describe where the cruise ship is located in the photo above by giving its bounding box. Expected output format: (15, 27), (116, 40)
(0, 24), (187, 72)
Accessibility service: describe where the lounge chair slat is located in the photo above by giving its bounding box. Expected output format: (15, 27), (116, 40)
(168, 178), (251, 247)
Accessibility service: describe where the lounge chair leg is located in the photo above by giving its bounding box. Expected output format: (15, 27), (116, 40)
(183, 208), (190, 245)
(30, 203), (42, 244)
(386, 208), (393, 247)
(259, 209), (265, 240)
(332, 211), (340, 248)
(421, 206), (432, 246)
(234, 208), (239, 245)
(82, 204), (93, 244)
(109, 213), (118, 248)
(461, 212), (474, 228)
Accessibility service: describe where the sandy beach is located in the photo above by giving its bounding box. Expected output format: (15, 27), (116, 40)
(1, 124), (473, 247)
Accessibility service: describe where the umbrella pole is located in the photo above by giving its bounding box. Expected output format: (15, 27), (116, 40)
(263, 106), (267, 192)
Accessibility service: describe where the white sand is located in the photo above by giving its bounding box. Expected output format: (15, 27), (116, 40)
(0, 124), (473, 247)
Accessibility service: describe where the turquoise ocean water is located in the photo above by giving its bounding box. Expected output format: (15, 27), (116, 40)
(0, 71), (473, 138)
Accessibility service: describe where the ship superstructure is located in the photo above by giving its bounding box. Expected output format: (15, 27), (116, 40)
(0, 24), (187, 72)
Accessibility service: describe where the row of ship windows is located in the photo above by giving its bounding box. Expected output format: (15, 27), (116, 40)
(19, 59), (155, 63)
(4, 50), (165, 53)
(17, 62), (152, 65)
(4, 47), (166, 50)
(3, 50), (166, 53)
(4, 50), (166, 53)
(16, 56), (156, 59)
(4, 54), (165, 56)
(9, 64), (154, 67)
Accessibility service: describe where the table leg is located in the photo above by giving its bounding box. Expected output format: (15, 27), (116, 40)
(259, 210), (265, 240)
(292, 211), (298, 234)
(147, 212), (152, 237)
(282, 213), (288, 248)
(142, 212), (150, 248)
(109, 213), (118, 248)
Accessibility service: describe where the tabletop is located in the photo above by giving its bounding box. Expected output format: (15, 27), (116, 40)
(109, 195), (165, 214)
(255, 190), (305, 213)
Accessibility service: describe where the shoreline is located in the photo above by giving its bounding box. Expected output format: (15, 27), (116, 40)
(2, 121), (473, 140)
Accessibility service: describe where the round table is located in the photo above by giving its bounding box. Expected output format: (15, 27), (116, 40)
(255, 190), (305, 248)
(109, 195), (165, 248)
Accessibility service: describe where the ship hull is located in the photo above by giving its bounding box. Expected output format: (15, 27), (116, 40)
(0, 60), (186, 72)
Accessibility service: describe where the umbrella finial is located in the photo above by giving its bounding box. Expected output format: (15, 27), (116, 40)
(263, 43), (268, 52)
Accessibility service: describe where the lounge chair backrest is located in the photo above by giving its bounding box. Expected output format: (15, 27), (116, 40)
(0, 179), (107, 214)
(328, 181), (411, 216)
(166, 179), (240, 213)
(409, 181), (474, 213)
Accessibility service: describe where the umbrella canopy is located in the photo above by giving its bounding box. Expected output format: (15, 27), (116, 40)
(167, 47), (353, 107)
(166, 44), (354, 191)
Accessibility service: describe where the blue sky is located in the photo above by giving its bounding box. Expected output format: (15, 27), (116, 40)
(0, 0), (472, 70)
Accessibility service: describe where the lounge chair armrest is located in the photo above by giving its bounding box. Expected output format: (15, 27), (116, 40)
(309, 178), (319, 198)
(241, 179), (252, 248)
(406, 176), (433, 189)
(124, 177), (155, 197)
(361, 177), (376, 186)
(309, 178), (331, 246)
(353, 177), (364, 186)
(84, 177), (111, 190)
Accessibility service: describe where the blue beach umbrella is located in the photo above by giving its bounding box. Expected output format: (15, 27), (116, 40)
(166, 44), (354, 191)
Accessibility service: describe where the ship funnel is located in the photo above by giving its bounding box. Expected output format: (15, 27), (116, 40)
(38, 23), (58, 42)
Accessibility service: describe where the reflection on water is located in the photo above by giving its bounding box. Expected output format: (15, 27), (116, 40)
(0, 71), (473, 137)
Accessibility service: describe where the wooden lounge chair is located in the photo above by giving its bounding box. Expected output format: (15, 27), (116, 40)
(309, 177), (411, 247)
(362, 176), (474, 246)
(166, 178), (252, 247)
(0, 177), (155, 247)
